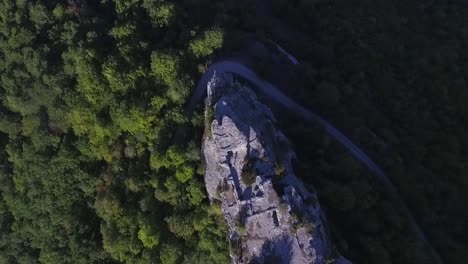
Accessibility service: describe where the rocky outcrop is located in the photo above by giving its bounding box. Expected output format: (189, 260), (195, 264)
(202, 73), (350, 264)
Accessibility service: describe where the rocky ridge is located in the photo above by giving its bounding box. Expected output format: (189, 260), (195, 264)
(202, 73), (350, 264)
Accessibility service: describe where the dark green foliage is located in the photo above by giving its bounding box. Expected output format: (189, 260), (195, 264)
(0, 0), (465, 263)
(0, 0), (234, 263)
(204, 105), (215, 138)
(188, 28), (224, 59)
(274, 161), (286, 177)
(267, 0), (468, 262)
(241, 157), (257, 186)
(0, 143), (107, 263)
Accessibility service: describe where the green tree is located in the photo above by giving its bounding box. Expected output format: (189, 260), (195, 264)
(189, 28), (224, 58)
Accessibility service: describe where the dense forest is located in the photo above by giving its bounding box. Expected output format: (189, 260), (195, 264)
(268, 0), (468, 263)
(0, 0), (467, 263)
(0, 0), (234, 263)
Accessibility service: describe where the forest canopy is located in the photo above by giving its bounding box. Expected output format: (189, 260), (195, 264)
(0, 0), (229, 263)
(0, 0), (467, 263)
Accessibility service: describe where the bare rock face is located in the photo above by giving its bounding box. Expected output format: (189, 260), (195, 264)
(202, 73), (351, 264)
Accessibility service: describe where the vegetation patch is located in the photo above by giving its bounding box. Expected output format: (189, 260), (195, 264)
(204, 105), (215, 139)
(274, 161), (286, 177)
(241, 156), (257, 186)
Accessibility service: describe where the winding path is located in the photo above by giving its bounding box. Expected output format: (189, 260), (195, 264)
(190, 60), (389, 189)
(189, 49), (443, 264)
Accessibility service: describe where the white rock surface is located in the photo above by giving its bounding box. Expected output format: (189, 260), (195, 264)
(202, 73), (349, 264)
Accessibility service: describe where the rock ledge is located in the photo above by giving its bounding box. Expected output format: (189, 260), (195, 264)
(202, 73), (350, 264)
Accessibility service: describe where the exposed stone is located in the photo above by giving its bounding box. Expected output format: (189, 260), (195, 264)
(202, 73), (349, 264)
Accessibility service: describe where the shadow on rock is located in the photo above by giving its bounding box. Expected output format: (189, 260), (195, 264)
(250, 235), (294, 264)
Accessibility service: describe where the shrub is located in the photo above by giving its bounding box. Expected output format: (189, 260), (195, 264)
(241, 157), (257, 186)
(204, 106), (215, 139)
(274, 161), (286, 177)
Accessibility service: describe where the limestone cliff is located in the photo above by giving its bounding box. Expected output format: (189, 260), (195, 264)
(202, 73), (351, 264)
